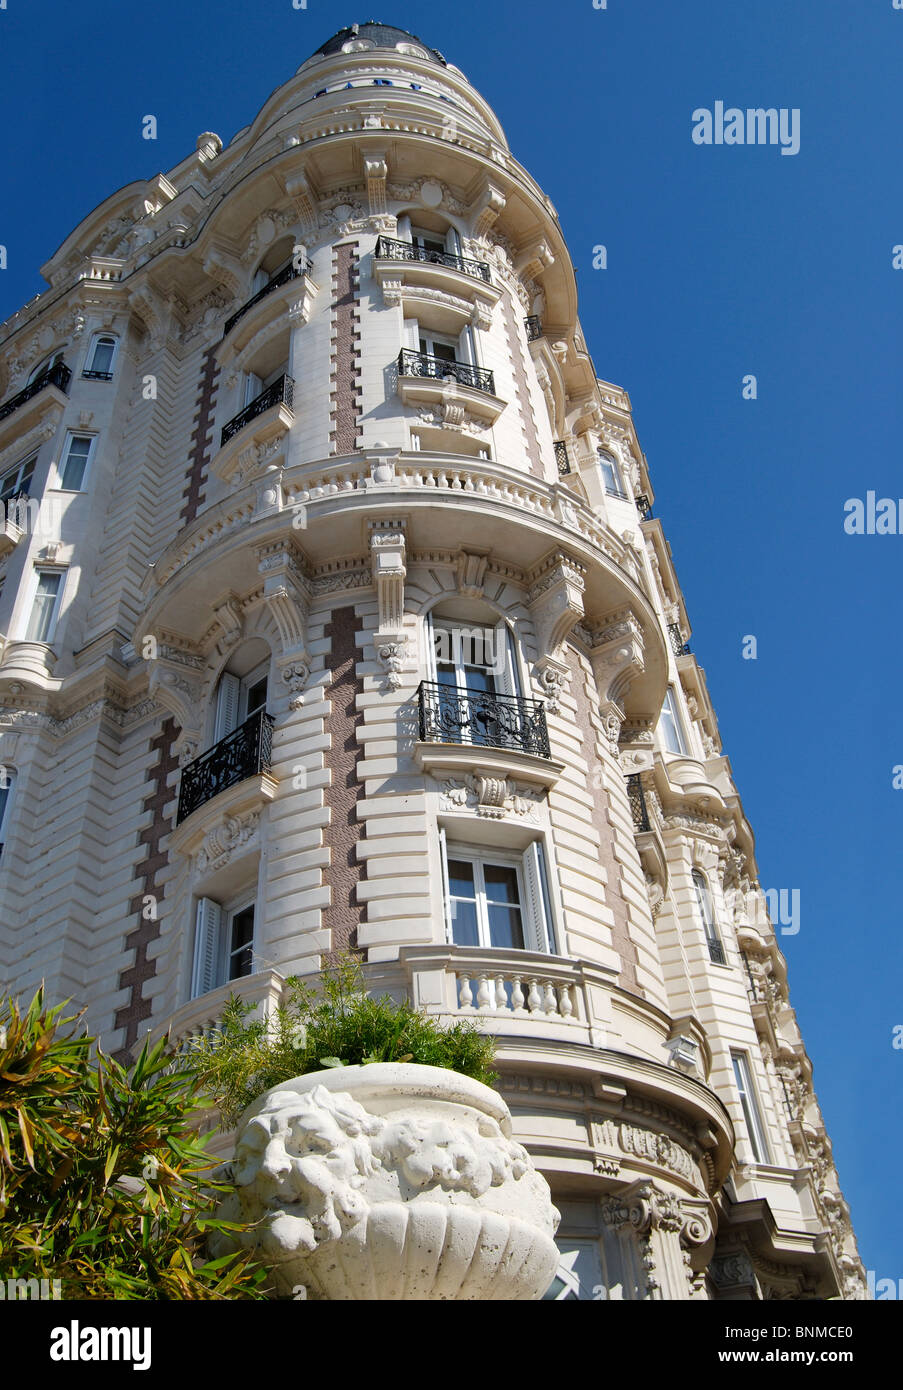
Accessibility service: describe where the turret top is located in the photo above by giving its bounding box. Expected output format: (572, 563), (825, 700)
(308, 21), (447, 67)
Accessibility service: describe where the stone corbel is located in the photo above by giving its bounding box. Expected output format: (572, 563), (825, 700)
(516, 240), (555, 282)
(147, 657), (204, 764)
(526, 551), (586, 714)
(455, 548), (490, 598)
(202, 244), (243, 303)
(587, 607), (646, 709)
(370, 520), (408, 690)
(284, 171), (319, 237)
(255, 542), (311, 670)
(363, 152), (388, 216)
(470, 181), (506, 240)
(212, 596), (243, 657)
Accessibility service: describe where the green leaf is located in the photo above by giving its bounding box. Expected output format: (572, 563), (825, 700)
(317, 1057), (345, 1068)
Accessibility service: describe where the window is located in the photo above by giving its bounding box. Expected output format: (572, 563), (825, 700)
(0, 454), (37, 505)
(429, 616), (526, 749)
(191, 898), (256, 998)
(59, 434), (94, 491)
(419, 330), (459, 364)
(84, 335), (117, 379)
(0, 768), (16, 856)
(658, 686), (688, 755)
(693, 869), (726, 965)
(213, 660), (269, 742)
(598, 449), (627, 499)
(440, 838), (554, 955)
(27, 351), (64, 385)
(731, 1051), (771, 1164)
(25, 570), (64, 643)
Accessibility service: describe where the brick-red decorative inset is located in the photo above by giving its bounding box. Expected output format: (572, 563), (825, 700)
(180, 347), (219, 524)
(330, 243), (362, 455)
(322, 606), (368, 963)
(114, 717), (178, 1054)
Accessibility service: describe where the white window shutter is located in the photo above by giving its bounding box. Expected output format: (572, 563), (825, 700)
(397, 214), (412, 243)
(406, 317), (420, 350)
(494, 623), (521, 700)
(191, 898), (222, 999)
(0, 769), (15, 844)
(214, 673), (240, 741)
(425, 611), (439, 683)
(444, 226), (461, 255)
(437, 825), (453, 944)
(460, 324), (476, 366)
(522, 841), (553, 954)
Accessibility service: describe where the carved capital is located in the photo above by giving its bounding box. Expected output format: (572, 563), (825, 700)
(588, 606), (646, 707)
(471, 181), (506, 240)
(527, 550), (586, 659)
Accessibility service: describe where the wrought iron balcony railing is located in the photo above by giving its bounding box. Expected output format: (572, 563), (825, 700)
(417, 681), (551, 759)
(604, 481), (629, 500)
(397, 349), (495, 396)
(634, 493), (652, 520)
(0, 360), (72, 424)
(667, 623), (691, 658)
(375, 235), (491, 283)
(82, 369), (114, 381)
(223, 260), (312, 338)
(553, 440), (571, 476)
(221, 374), (294, 448)
(524, 315), (543, 341)
(176, 709), (274, 825)
(707, 938), (727, 966)
(626, 773), (651, 833)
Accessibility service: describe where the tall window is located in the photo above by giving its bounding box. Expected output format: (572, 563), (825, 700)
(441, 838), (554, 955)
(0, 768), (16, 856)
(25, 570), (63, 643)
(191, 898), (256, 998)
(0, 454), (37, 505)
(60, 435), (94, 491)
(732, 1051), (771, 1164)
(26, 351), (64, 385)
(430, 617), (523, 749)
(693, 869), (726, 965)
(212, 661), (269, 743)
(598, 449), (626, 499)
(85, 335), (117, 378)
(658, 686), (688, 755)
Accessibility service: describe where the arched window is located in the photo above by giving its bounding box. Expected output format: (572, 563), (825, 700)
(658, 686), (688, 755)
(84, 334), (117, 379)
(27, 350), (64, 385)
(692, 869), (726, 965)
(210, 641), (271, 745)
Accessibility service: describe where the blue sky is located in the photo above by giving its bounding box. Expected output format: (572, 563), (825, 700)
(1, 0), (899, 1281)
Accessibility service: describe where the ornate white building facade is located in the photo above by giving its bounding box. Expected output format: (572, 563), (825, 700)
(0, 23), (863, 1300)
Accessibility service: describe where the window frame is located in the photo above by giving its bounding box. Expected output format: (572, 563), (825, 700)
(0, 767), (16, 855)
(191, 892), (257, 999)
(659, 685), (689, 756)
(692, 868), (725, 957)
(25, 568), (65, 644)
(0, 452), (37, 505)
(440, 836), (555, 956)
(58, 432), (96, 492)
(84, 333), (118, 379)
(597, 448), (627, 499)
(731, 1050), (772, 1164)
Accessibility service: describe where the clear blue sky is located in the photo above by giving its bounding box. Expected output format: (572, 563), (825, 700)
(1, 0), (899, 1282)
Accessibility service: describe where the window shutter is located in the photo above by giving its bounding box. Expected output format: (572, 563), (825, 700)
(397, 214), (412, 243)
(460, 324), (476, 366)
(444, 226), (461, 255)
(191, 897), (222, 998)
(437, 825), (452, 944)
(425, 611), (439, 683)
(0, 769), (15, 847)
(522, 841), (554, 954)
(494, 623), (521, 700)
(214, 673), (240, 741)
(406, 317), (420, 350)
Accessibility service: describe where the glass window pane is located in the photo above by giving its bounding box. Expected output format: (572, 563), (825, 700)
(229, 907), (254, 980)
(483, 864), (520, 904)
(486, 903), (524, 950)
(447, 859), (476, 898)
(61, 437), (91, 490)
(26, 572), (61, 642)
(450, 898), (480, 947)
(91, 339), (115, 373)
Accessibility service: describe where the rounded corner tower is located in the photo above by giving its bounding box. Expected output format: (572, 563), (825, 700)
(0, 22), (864, 1301)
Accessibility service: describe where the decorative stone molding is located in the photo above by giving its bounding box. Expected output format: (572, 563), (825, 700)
(527, 550), (585, 712)
(284, 172), (319, 237)
(470, 181), (506, 240)
(195, 809), (260, 875)
(280, 658), (310, 711)
(436, 772), (544, 820)
(255, 541), (311, 666)
(147, 657), (204, 757)
(212, 596), (243, 654)
(588, 607), (646, 709)
(455, 548), (490, 598)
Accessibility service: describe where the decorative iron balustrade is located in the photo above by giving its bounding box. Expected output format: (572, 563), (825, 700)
(176, 709), (274, 825)
(81, 369), (114, 381)
(707, 939), (727, 966)
(553, 440), (571, 476)
(375, 235), (491, 283)
(417, 681), (550, 759)
(221, 374), (294, 447)
(524, 315), (543, 341)
(626, 773), (651, 832)
(634, 493), (652, 520)
(397, 349), (495, 396)
(0, 360), (72, 424)
(223, 260), (312, 338)
(667, 623), (691, 658)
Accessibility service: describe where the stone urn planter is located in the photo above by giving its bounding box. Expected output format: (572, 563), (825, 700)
(210, 1063), (560, 1300)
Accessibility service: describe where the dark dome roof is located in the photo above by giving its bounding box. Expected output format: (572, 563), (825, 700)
(310, 22), (447, 66)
